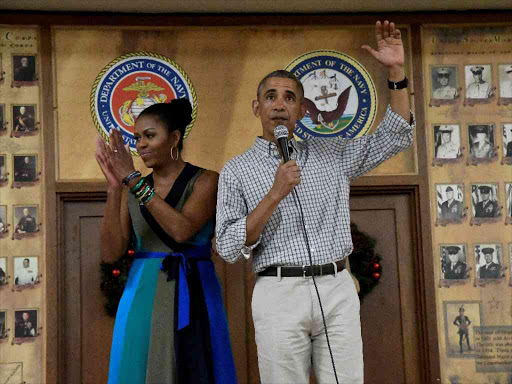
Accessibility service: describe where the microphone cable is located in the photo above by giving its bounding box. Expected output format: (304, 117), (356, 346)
(291, 188), (340, 384)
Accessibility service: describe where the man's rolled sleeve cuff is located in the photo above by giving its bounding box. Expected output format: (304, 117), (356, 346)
(385, 105), (416, 133)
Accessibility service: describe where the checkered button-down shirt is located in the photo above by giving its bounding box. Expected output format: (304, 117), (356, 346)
(216, 106), (414, 272)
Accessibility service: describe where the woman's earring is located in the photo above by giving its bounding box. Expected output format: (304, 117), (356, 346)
(170, 146), (179, 161)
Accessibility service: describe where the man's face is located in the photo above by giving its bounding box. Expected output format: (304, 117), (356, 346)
(446, 190), (454, 200)
(507, 71), (512, 80)
(24, 157), (29, 164)
(485, 253), (493, 264)
(22, 312), (29, 321)
(438, 75), (449, 86)
(21, 57), (28, 67)
(23, 259), (29, 268)
(19, 107), (25, 115)
(473, 72), (483, 82)
(481, 191), (490, 201)
(441, 132), (451, 143)
(475, 132), (487, 143)
(23, 208), (29, 216)
(449, 253), (458, 263)
(252, 77), (306, 142)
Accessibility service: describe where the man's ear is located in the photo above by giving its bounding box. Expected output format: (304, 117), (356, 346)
(252, 99), (260, 118)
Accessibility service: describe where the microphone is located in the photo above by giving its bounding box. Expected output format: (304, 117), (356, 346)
(274, 125), (291, 162)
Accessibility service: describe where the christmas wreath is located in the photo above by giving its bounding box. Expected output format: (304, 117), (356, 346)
(100, 224), (381, 316)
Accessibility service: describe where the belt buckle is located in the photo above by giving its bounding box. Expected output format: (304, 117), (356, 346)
(302, 265), (312, 279)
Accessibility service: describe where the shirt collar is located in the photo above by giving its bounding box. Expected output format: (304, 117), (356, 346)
(252, 136), (300, 160)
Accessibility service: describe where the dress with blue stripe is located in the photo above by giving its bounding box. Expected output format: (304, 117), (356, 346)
(108, 163), (237, 384)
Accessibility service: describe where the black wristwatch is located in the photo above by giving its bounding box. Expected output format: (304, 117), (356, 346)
(388, 77), (408, 90)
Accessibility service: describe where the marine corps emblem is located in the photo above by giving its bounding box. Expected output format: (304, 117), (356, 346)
(91, 52), (197, 154)
(285, 50), (377, 140)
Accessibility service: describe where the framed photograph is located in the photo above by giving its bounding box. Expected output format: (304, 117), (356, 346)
(506, 183), (512, 225)
(0, 154), (7, 183)
(11, 104), (38, 138)
(467, 124), (497, 164)
(440, 244), (469, 286)
(0, 258), (7, 287)
(443, 301), (482, 358)
(464, 64), (494, 105)
(13, 257), (38, 287)
(435, 183), (466, 226)
(509, 243), (512, 287)
(0, 310), (6, 339)
(470, 183), (501, 225)
(11, 54), (37, 86)
(432, 124), (462, 164)
(13, 205), (39, 239)
(502, 123), (512, 164)
(14, 309), (38, 342)
(430, 65), (459, 106)
(0, 53), (3, 82)
(0, 205), (7, 236)
(13, 154), (39, 187)
(474, 243), (504, 282)
(0, 104), (6, 133)
(498, 64), (512, 104)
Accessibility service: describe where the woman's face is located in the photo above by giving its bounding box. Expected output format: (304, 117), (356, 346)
(134, 114), (179, 168)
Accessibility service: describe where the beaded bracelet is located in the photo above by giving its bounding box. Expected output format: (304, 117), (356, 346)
(130, 178), (145, 194)
(122, 170), (142, 185)
(135, 184), (151, 200)
(140, 189), (156, 205)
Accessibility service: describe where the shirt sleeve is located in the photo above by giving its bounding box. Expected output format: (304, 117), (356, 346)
(215, 164), (259, 263)
(324, 105), (415, 182)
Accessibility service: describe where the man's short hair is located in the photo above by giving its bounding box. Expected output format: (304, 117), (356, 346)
(23, 258), (30, 263)
(257, 70), (304, 100)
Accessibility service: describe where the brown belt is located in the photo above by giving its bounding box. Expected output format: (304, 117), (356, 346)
(258, 259), (346, 278)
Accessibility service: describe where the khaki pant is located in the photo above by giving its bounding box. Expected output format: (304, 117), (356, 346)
(252, 269), (363, 384)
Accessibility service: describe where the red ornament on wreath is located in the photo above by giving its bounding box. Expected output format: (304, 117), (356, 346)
(372, 263), (381, 271)
(128, 249), (135, 257)
(372, 272), (381, 280)
(112, 269), (121, 277)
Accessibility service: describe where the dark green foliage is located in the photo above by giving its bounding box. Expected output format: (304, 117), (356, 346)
(99, 254), (132, 317)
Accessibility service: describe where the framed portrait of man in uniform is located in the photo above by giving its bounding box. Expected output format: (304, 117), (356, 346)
(11, 54), (37, 86)
(470, 183), (501, 225)
(13, 205), (39, 239)
(0, 205), (7, 236)
(0, 154), (7, 184)
(464, 65), (493, 105)
(430, 65), (459, 106)
(503, 123), (512, 164)
(13, 256), (38, 288)
(433, 124), (462, 164)
(11, 104), (38, 138)
(0, 310), (6, 340)
(443, 301), (481, 358)
(498, 64), (512, 103)
(440, 244), (469, 286)
(13, 309), (38, 343)
(0, 104), (6, 133)
(474, 243), (504, 282)
(506, 183), (512, 225)
(13, 154), (38, 187)
(435, 183), (466, 225)
(0, 257), (7, 287)
(467, 124), (497, 165)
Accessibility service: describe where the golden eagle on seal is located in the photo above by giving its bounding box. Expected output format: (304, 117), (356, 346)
(303, 86), (351, 126)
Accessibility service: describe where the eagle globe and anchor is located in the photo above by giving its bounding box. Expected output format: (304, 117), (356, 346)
(286, 50), (377, 140)
(91, 52), (197, 153)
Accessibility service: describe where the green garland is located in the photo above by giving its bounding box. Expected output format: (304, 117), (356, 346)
(349, 222), (382, 301)
(100, 223), (381, 316)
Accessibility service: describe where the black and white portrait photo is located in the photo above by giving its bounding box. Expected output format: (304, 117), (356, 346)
(443, 301), (481, 357)
(0, 104), (5, 132)
(12, 105), (36, 133)
(441, 244), (468, 281)
(14, 309), (37, 338)
(0, 155), (7, 182)
(14, 205), (39, 235)
(0, 257), (6, 286)
(503, 123), (512, 159)
(499, 64), (512, 99)
(434, 124), (461, 160)
(436, 184), (465, 222)
(431, 66), (459, 100)
(13, 155), (37, 183)
(468, 124), (495, 161)
(12, 55), (36, 83)
(0, 311), (6, 339)
(471, 183), (500, 219)
(474, 243), (503, 279)
(506, 183), (512, 222)
(0, 205), (7, 235)
(465, 65), (493, 99)
(14, 257), (38, 286)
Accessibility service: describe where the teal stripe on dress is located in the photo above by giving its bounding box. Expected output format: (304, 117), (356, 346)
(108, 258), (163, 384)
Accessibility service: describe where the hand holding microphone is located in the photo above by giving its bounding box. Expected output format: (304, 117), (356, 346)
(269, 125), (300, 201)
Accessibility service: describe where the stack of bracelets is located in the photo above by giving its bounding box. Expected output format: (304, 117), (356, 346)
(123, 171), (156, 206)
